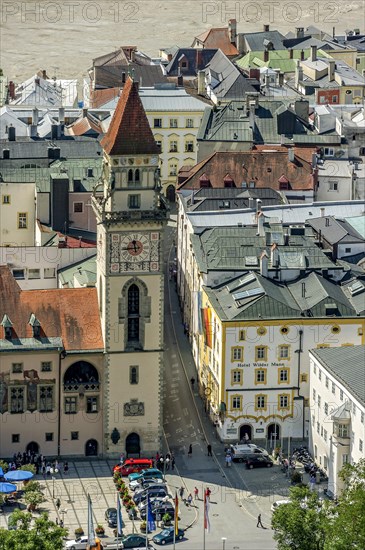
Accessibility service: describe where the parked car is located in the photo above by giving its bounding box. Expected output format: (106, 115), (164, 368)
(246, 455), (274, 469)
(130, 477), (165, 491)
(65, 536), (88, 549)
(134, 483), (167, 496)
(140, 502), (175, 521)
(230, 444), (268, 462)
(152, 526), (185, 544)
(105, 534), (152, 548)
(133, 487), (168, 504)
(105, 507), (118, 527)
(271, 499), (291, 511)
(128, 468), (163, 483)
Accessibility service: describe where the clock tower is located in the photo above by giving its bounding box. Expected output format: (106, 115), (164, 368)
(92, 77), (168, 457)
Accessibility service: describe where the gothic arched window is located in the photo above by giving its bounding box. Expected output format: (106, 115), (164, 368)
(128, 169), (133, 183)
(128, 284), (140, 342)
(135, 169), (140, 182)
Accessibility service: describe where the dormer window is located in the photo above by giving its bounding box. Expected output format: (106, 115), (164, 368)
(1, 314), (13, 339)
(29, 313), (41, 339)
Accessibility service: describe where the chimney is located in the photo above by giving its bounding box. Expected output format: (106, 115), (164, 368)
(58, 107), (65, 123)
(51, 124), (58, 140)
(177, 75), (183, 87)
(131, 50), (136, 62)
(295, 60), (303, 89)
(296, 27), (304, 39)
(325, 217), (330, 227)
(320, 207), (325, 217)
(301, 282), (306, 298)
(264, 49), (269, 62)
(122, 71), (126, 84)
(288, 148), (295, 162)
(167, 53), (173, 62)
(271, 243), (279, 267)
(197, 70), (205, 95)
(42, 69), (47, 79)
(278, 72), (284, 86)
(196, 49), (202, 70)
(32, 107), (39, 126)
(257, 210), (265, 236)
(260, 251), (269, 277)
(294, 99), (309, 121)
(263, 24), (270, 32)
(332, 26), (336, 38)
(248, 197), (255, 209)
(300, 49), (305, 61)
(8, 81), (16, 100)
(256, 198), (262, 214)
(8, 125), (16, 141)
(328, 60), (335, 81)
(289, 48), (293, 59)
(310, 45), (317, 62)
(228, 18), (237, 44)
(249, 102), (256, 130)
(82, 107), (88, 118)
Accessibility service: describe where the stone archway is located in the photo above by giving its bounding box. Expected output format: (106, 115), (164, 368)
(125, 432), (140, 457)
(239, 424), (253, 442)
(63, 361), (99, 391)
(85, 439), (98, 456)
(26, 441), (39, 454)
(267, 423), (280, 442)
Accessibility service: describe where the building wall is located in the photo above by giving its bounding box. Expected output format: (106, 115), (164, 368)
(0, 182), (36, 246)
(316, 174), (353, 201)
(0, 351), (103, 457)
(69, 192), (96, 233)
(197, 289), (364, 443)
(316, 89), (340, 105)
(309, 351), (365, 497)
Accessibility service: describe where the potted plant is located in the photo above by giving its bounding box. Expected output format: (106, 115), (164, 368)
(128, 506), (137, 519)
(162, 513), (172, 526)
(95, 524), (105, 536)
(140, 520), (147, 533)
(23, 481), (41, 494)
(74, 527), (84, 537)
(24, 491), (45, 512)
(291, 470), (303, 485)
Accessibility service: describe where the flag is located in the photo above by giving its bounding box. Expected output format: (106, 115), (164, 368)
(117, 494), (123, 536)
(87, 494), (96, 546)
(146, 494), (156, 533)
(174, 491), (179, 536)
(204, 493), (210, 533)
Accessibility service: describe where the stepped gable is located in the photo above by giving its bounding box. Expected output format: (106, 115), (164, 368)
(101, 76), (159, 156)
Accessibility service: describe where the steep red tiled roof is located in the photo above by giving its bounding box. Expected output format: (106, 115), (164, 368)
(178, 147), (317, 191)
(0, 266), (103, 351)
(193, 28), (239, 56)
(90, 87), (120, 108)
(101, 77), (159, 156)
(67, 113), (103, 136)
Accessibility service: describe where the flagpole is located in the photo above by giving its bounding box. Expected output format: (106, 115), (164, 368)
(203, 491), (206, 550)
(145, 489), (148, 550)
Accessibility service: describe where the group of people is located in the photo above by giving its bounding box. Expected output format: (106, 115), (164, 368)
(155, 452), (175, 471)
(6, 452), (69, 477)
(179, 485), (211, 505)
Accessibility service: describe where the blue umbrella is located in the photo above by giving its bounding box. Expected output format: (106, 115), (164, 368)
(5, 470), (34, 482)
(0, 467), (4, 477)
(0, 482), (17, 494)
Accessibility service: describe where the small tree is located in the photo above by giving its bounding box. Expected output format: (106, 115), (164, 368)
(2, 511), (67, 549)
(23, 480), (42, 494)
(0, 460), (9, 473)
(19, 464), (36, 474)
(25, 491), (45, 511)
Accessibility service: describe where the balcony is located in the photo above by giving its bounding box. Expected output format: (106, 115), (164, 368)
(63, 382), (100, 393)
(91, 196), (169, 224)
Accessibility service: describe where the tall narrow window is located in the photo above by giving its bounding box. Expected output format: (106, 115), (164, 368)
(128, 284), (140, 342)
(128, 169), (133, 183)
(135, 169), (140, 182)
(130, 366), (139, 384)
(39, 386), (53, 412)
(10, 388), (24, 413)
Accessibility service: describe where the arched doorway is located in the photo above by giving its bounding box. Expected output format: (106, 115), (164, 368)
(85, 439), (98, 456)
(166, 185), (175, 202)
(126, 433), (140, 457)
(239, 424), (252, 442)
(267, 423), (280, 442)
(26, 441), (39, 454)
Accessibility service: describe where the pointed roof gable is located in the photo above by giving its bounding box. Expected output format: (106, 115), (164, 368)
(101, 77), (159, 156)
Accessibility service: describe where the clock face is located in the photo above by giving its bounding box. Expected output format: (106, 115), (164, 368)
(120, 233), (151, 262)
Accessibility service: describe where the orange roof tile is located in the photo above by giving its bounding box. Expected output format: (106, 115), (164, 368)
(0, 266), (103, 351)
(90, 87), (121, 109)
(101, 77), (159, 156)
(178, 147), (317, 191)
(194, 28), (239, 56)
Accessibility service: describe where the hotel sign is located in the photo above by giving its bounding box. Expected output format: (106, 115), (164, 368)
(235, 362), (286, 368)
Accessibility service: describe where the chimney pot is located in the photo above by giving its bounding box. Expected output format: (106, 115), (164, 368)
(310, 45), (317, 62)
(320, 207), (325, 217)
(264, 49), (269, 62)
(263, 24), (270, 32)
(289, 48), (293, 59)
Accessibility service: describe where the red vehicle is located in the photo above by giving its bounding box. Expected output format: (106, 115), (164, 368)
(113, 458), (153, 476)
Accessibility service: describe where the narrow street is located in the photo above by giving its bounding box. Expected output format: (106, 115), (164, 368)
(161, 217), (277, 549)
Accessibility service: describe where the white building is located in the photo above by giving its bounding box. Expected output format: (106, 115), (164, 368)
(309, 345), (365, 497)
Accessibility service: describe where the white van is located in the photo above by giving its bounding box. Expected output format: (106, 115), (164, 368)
(229, 444), (268, 462)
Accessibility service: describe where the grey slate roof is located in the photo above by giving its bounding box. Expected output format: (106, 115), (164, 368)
(165, 48), (218, 77)
(93, 64), (167, 89)
(241, 30), (286, 52)
(0, 136), (102, 159)
(205, 50), (259, 100)
(307, 216), (365, 245)
(181, 187), (284, 211)
(310, 346), (365, 407)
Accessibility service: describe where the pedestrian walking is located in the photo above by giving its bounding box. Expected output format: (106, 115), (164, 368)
(179, 486), (185, 500)
(194, 487), (199, 500)
(205, 487), (211, 501)
(171, 457), (175, 470)
(225, 454), (232, 468)
(244, 432), (250, 443)
(187, 493), (193, 506)
(188, 444), (192, 458)
(59, 519), (64, 529)
(207, 444), (212, 456)
(310, 474), (316, 491)
(56, 498), (61, 511)
(63, 462), (68, 475)
(159, 456), (164, 470)
(165, 457), (170, 471)
(257, 514), (264, 528)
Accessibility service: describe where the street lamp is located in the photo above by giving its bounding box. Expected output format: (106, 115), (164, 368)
(221, 537), (227, 550)
(50, 467), (58, 499)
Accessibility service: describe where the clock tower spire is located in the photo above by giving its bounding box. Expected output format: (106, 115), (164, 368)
(92, 76), (168, 458)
